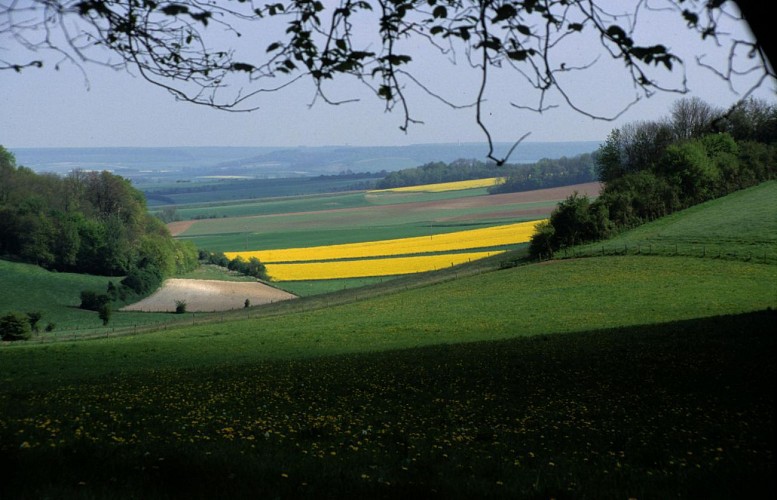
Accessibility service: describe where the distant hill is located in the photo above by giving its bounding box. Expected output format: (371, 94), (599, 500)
(10, 142), (600, 184)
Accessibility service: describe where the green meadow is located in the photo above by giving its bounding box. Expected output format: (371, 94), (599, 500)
(1, 182), (775, 498)
(0, 260), (173, 333)
(573, 180), (777, 263)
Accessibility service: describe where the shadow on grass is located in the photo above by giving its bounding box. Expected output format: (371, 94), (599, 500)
(2, 310), (775, 499)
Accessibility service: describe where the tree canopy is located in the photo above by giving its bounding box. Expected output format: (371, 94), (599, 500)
(0, 146), (198, 280)
(1, 1), (773, 163)
(528, 96), (777, 259)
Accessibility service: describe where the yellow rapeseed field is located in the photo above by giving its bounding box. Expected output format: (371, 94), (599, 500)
(265, 251), (506, 281)
(226, 220), (543, 263)
(369, 177), (504, 193)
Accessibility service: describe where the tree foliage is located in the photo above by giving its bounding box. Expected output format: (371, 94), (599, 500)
(98, 303), (112, 326)
(529, 97), (777, 258)
(0, 312), (32, 341)
(376, 159), (496, 189)
(489, 154), (598, 194)
(1, 1), (771, 163)
(202, 251), (269, 281)
(0, 148), (199, 281)
(375, 153), (597, 192)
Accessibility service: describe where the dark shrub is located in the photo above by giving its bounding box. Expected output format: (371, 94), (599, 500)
(121, 264), (162, 295)
(98, 304), (111, 326)
(0, 312), (32, 341)
(80, 291), (110, 311)
(26, 311), (43, 332)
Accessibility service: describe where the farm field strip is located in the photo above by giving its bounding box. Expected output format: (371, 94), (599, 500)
(172, 192), (372, 220)
(264, 250), (506, 281)
(363, 187), (491, 205)
(178, 199), (534, 238)
(176, 182), (601, 243)
(369, 177), (504, 193)
(225, 220), (541, 263)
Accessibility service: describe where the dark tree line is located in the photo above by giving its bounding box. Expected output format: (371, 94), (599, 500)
(200, 250), (269, 281)
(375, 159), (498, 189)
(376, 154), (597, 191)
(0, 146), (198, 286)
(529, 97), (777, 259)
(488, 154), (598, 194)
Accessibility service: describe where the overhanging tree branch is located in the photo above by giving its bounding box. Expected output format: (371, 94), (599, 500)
(1, 0), (773, 161)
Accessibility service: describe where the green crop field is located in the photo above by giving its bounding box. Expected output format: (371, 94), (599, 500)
(168, 186), (493, 220)
(172, 191), (373, 220)
(181, 221), (515, 255)
(144, 174), (386, 207)
(1, 182), (775, 499)
(176, 183), (587, 252)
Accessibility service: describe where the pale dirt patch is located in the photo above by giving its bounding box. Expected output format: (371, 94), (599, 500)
(167, 220), (196, 236)
(120, 278), (297, 313)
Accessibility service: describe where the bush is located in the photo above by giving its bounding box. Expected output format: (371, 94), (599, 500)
(528, 220), (556, 260)
(175, 300), (187, 314)
(204, 251), (229, 267)
(80, 291), (110, 311)
(549, 193), (608, 248)
(0, 312), (32, 341)
(26, 311), (42, 332)
(98, 304), (111, 326)
(121, 264), (162, 295)
(107, 281), (119, 301)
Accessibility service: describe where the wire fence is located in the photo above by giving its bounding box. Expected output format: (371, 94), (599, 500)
(555, 242), (777, 265)
(3, 258), (496, 345)
(5, 307), (270, 344)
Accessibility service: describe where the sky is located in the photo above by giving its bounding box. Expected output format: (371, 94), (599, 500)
(1, 1), (774, 150)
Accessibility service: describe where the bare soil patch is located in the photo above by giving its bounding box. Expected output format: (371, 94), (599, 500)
(167, 220), (196, 236)
(120, 279), (297, 313)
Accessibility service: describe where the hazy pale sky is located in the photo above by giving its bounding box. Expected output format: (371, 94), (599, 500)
(1, 1), (774, 149)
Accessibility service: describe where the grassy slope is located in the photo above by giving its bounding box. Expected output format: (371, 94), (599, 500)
(0, 260), (172, 332)
(1, 183), (775, 498)
(575, 180), (777, 262)
(3, 255), (774, 383)
(2, 311), (774, 499)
